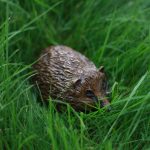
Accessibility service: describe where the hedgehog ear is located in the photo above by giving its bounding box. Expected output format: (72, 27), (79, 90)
(73, 78), (82, 89)
(99, 66), (104, 73)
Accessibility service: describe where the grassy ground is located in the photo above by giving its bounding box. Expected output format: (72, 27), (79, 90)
(0, 0), (150, 149)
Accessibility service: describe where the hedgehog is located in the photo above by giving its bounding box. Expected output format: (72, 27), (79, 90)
(33, 45), (111, 111)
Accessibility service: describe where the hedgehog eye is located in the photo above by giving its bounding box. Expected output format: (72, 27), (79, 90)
(86, 90), (95, 98)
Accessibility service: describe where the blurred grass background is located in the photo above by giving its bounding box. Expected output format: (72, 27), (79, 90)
(0, 0), (150, 149)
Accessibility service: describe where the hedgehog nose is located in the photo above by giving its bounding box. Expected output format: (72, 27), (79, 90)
(100, 99), (111, 112)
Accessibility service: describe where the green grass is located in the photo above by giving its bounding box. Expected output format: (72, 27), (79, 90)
(0, 0), (150, 149)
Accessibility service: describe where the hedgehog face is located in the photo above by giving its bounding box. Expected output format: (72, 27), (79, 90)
(70, 67), (111, 110)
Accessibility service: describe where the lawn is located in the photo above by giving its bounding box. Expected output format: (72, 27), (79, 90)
(0, 0), (150, 149)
